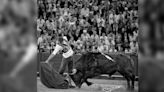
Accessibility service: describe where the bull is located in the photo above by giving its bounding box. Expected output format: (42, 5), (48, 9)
(70, 52), (135, 90)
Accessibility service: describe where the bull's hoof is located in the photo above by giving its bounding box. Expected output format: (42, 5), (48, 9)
(127, 86), (134, 91)
(86, 82), (93, 86)
(77, 86), (81, 88)
(68, 85), (75, 88)
(130, 86), (135, 90)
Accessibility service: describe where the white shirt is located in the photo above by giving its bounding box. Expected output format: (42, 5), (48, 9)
(114, 14), (120, 23)
(109, 13), (114, 24)
(81, 8), (89, 17)
(37, 36), (43, 44)
(98, 45), (104, 52)
(52, 44), (74, 58)
(91, 34), (99, 42)
(81, 33), (90, 41)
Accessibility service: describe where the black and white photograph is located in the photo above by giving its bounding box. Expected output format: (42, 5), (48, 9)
(1, 0), (164, 92)
(37, 0), (138, 92)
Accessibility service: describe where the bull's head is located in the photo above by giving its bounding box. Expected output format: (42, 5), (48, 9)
(69, 69), (84, 88)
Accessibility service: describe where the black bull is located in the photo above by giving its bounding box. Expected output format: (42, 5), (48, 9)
(70, 52), (135, 89)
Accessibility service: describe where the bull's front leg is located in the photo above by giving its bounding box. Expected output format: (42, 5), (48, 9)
(77, 78), (85, 88)
(85, 79), (93, 86)
(84, 69), (100, 86)
(83, 75), (93, 86)
(77, 78), (93, 88)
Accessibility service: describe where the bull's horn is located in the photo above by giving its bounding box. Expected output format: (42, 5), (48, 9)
(70, 69), (77, 75)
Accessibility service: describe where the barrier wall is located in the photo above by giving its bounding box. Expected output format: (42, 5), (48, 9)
(38, 52), (138, 76)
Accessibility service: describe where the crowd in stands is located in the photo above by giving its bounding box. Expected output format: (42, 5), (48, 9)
(37, 0), (138, 54)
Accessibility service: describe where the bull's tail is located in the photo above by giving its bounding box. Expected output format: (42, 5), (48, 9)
(130, 57), (135, 70)
(125, 54), (135, 69)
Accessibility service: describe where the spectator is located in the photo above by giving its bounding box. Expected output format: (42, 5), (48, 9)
(81, 30), (90, 42)
(91, 30), (99, 43)
(80, 5), (90, 17)
(37, 0), (138, 54)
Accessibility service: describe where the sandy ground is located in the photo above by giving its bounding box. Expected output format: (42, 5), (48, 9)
(37, 78), (138, 92)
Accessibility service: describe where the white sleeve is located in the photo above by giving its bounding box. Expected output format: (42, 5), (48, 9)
(98, 46), (101, 52)
(52, 44), (63, 55)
